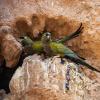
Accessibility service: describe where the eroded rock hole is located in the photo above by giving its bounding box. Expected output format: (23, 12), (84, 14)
(0, 59), (16, 93)
(0, 49), (34, 93)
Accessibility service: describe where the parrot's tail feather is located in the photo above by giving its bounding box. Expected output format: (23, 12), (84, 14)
(58, 23), (84, 43)
(64, 54), (100, 73)
(77, 55), (86, 60)
(67, 23), (84, 40)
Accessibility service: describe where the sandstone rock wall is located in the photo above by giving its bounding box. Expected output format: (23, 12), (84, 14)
(0, 0), (100, 99)
(0, 0), (100, 70)
(6, 55), (72, 100)
(2, 55), (99, 100)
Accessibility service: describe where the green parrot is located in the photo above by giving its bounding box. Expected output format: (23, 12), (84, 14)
(20, 22), (83, 55)
(20, 23), (83, 45)
(20, 23), (83, 54)
(20, 32), (100, 73)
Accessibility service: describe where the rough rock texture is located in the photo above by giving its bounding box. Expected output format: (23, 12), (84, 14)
(9, 55), (66, 93)
(0, 0), (100, 70)
(6, 55), (72, 100)
(4, 88), (72, 100)
(69, 63), (100, 100)
(0, 89), (6, 100)
(2, 54), (99, 100)
(0, 0), (100, 99)
(1, 33), (22, 68)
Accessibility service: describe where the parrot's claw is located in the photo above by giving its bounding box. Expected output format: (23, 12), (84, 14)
(50, 55), (60, 61)
(51, 56), (65, 64)
(56, 56), (66, 64)
(65, 83), (69, 90)
(61, 58), (65, 64)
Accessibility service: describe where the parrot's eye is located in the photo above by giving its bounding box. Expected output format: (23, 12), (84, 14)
(46, 34), (48, 36)
(45, 32), (51, 36)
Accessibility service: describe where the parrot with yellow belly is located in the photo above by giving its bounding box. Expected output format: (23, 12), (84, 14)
(20, 23), (100, 73)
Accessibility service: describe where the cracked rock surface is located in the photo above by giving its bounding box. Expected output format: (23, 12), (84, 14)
(0, 0), (100, 100)
(0, 0), (100, 70)
(2, 54), (99, 100)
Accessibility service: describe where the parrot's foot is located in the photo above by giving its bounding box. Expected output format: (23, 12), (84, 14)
(50, 55), (60, 62)
(61, 58), (65, 64)
(50, 56), (66, 64)
(53, 56), (66, 64)
(65, 83), (69, 90)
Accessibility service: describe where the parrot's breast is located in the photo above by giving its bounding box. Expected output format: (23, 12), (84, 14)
(32, 41), (43, 53)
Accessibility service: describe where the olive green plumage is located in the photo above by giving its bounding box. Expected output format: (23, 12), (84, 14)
(20, 35), (100, 73)
(19, 23), (100, 73)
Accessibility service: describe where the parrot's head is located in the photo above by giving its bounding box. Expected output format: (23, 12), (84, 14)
(19, 36), (33, 46)
(41, 32), (51, 43)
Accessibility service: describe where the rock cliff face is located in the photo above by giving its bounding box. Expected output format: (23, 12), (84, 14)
(0, 0), (100, 100)
(4, 55), (72, 100)
(0, 0), (100, 69)
(1, 55), (99, 100)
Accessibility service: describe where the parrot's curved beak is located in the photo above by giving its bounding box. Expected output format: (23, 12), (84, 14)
(18, 36), (26, 43)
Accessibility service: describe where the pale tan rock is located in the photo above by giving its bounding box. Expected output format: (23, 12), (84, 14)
(8, 54), (100, 100)
(8, 54), (72, 100)
(4, 88), (72, 100)
(1, 34), (22, 68)
(9, 55), (66, 94)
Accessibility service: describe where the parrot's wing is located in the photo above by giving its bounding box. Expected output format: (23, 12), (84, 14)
(50, 42), (74, 56)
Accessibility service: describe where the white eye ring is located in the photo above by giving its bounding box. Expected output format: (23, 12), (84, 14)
(45, 32), (51, 36)
(47, 35), (50, 39)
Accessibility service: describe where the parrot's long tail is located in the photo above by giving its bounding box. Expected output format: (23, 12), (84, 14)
(64, 54), (100, 73)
